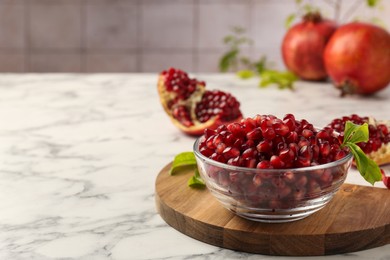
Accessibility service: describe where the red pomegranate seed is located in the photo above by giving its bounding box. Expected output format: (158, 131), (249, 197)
(273, 122), (290, 136)
(320, 141), (331, 157)
(246, 128), (262, 140)
(216, 142), (227, 154)
(316, 130), (330, 140)
(253, 174), (262, 187)
(334, 150), (347, 161)
(257, 160), (271, 169)
(279, 148), (295, 163)
(299, 145), (313, 160)
(283, 171), (295, 183)
(283, 118), (296, 131)
(263, 127), (276, 140)
(222, 146), (240, 159)
(295, 175), (308, 188)
(286, 131), (298, 143)
(242, 148), (258, 159)
(296, 156), (311, 167)
(256, 140), (273, 153)
(270, 155), (285, 169)
(302, 129), (314, 138)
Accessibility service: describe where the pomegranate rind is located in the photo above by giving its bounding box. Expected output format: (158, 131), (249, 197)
(157, 73), (243, 136)
(324, 22), (390, 95)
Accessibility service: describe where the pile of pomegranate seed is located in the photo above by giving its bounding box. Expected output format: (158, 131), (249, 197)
(195, 90), (241, 123)
(199, 114), (348, 169)
(162, 68), (205, 104)
(328, 114), (390, 154)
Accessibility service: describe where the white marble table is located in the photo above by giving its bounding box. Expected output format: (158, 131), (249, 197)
(0, 74), (389, 259)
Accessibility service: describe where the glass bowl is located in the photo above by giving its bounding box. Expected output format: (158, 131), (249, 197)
(193, 137), (353, 223)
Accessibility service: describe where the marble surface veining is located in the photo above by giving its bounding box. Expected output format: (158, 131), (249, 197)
(0, 74), (389, 260)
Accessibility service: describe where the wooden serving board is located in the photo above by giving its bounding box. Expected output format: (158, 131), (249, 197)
(155, 163), (390, 256)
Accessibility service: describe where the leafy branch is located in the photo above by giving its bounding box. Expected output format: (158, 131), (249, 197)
(219, 27), (298, 90)
(285, 0), (385, 29)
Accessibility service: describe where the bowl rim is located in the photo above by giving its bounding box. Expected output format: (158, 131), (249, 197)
(193, 136), (353, 173)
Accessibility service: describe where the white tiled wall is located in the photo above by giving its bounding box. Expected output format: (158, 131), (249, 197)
(0, 0), (389, 73)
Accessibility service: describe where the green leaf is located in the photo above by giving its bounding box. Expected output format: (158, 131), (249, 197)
(345, 143), (382, 185)
(236, 70), (255, 79)
(219, 49), (239, 72)
(254, 57), (268, 74)
(341, 121), (382, 185)
(169, 152), (197, 175)
(343, 122), (369, 144)
(188, 168), (206, 188)
(259, 70), (298, 90)
(285, 13), (296, 29)
(223, 35), (234, 44)
(367, 0), (380, 7)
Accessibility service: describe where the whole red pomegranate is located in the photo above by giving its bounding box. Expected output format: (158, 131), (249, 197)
(324, 22), (390, 95)
(282, 12), (337, 81)
(157, 68), (243, 136)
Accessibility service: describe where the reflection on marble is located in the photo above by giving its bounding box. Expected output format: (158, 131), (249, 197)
(0, 74), (388, 259)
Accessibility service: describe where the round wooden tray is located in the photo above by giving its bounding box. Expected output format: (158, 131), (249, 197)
(155, 163), (390, 256)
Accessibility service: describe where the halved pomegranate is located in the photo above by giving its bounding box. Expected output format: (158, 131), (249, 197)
(157, 68), (243, 136)
(328, 114), (390, 165)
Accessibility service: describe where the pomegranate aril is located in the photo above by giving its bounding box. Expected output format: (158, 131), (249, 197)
(257, 160), (271, 169)
(289, 143), (299, 154)
(277, 186), (292, 199)
(256, 140), (273, 153)
(286, 131), (298, 143)
(302, 129), (314, 138)
(273, 122), (290, 136)
(222, 147), (240, 159)
(319, 169), (333, 186)
(263, 127), (276, 140)
(172, 106), (194, 127)
(320, 142), (331, 157)
(283, 118), (296, 131)
(253, 174), (262, 187)
(334, 150), (347, 161)
(279, 148), (295, 163)
(210, 153), (225, 163)
(270, 155), (285, 169)
(216, 143), (226, 154)
(295, 175), (308, 189)
(283, 113), (296, 122)
(242, 148), (258, 159)
(244, 158), (257, 168)
(227, 156), (242, 166)
(227, 122), (244, 137)
(378, 124), (389, 135)
(296, 156), (311, 167)
(283, 171), (295, 183)
(311, 144), (320, 160)
(298, 139), (310, 148)
(316, 130), (330, 140)
(299, 145), (313, 160)
(246, 128), (262, 140)
(272, 177), (286, 188)
(204, 128), (216, 139)
(200, 146), (214, 157)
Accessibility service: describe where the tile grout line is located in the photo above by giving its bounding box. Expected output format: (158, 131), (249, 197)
(136, 0), (142, 72)
(192, 0), (199, 72)
(24, 0), (30, 72)
(81, 0), (86, 72)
